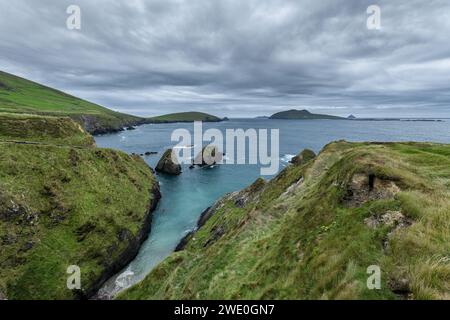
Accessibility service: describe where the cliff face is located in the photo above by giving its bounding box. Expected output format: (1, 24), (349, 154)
(0, 115), (160, 299)
(121, 141), (450, 300)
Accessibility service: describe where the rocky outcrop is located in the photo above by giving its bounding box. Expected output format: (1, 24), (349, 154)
(192, 145), (223, 167)
(74, 115), (146, 136)
(175, 205), (214, 252)
(290, 149), (316, 165)
(344, 173), (401, 207)
(155, 149), (181, 175)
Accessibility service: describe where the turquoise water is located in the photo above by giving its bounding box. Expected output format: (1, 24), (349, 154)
(95, 119), (450, 297)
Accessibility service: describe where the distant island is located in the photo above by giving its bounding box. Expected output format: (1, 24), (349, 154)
(147, 111), (226, 123)
(269, 109), (344, 120)
(268, 110), (445, 122)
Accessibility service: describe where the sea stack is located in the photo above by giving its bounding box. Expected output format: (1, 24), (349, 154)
(193, 145), (223, 167)
(156, 149), (182, 175)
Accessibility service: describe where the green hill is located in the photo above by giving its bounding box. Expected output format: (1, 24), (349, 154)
(148, 111), (223, 123)
(121, 141), (450, 300)
(0, 71), (142, 134)
(0, 115), (160, 299)
(270, 109), (344, 120)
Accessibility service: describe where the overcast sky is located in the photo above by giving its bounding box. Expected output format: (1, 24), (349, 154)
(1, 0), (449, 117)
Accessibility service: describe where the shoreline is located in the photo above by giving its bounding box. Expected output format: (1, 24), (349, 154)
(87, 183), (161, 300)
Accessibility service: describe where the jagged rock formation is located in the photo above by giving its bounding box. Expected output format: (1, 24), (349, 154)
(192, 145), (224, 167)
(290, 149), (316, 165)
(156, 149), (182, 175)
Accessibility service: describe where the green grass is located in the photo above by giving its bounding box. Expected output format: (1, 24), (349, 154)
(149, 112), (222, 123)
(0, 71), (142, 133)
(0, 113), (95, 147)
(0, 115), (159, 299)
(120, 141), (450, 300)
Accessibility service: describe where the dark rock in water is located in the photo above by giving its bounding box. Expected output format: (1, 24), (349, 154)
(189, 165), (195, 169)
(347, 114), (356, 120)
(155, 149), (182, 175)
(175, 231), (194, 252)
(126, 126), (136, 131)
(197, 206), (212, 228)
(144, 151), (158, 156)
(175, 205), (212, 251)
(192, 145), (223, 167)
(290, 149), (316, 165)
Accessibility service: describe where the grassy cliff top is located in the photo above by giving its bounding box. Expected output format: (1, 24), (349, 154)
(270, 109), (344, 120)
(121, 141), (450, 300)
(0, 114), (160, 299)
(0, 71), (141, 134)
(149, 111), (222, 123)
(0, 113), (95, 147)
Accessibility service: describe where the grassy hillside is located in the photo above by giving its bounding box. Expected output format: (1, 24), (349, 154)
(0, 113), (95, 147)
(0, 116), (160, 299)
(270, 109), (344, 120)
(0, 71), (142, 134)
(121, 141), (450, 300)
(149, 112), (223, 123)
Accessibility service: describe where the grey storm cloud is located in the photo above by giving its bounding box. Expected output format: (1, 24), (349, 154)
(1, 0), (450, 117)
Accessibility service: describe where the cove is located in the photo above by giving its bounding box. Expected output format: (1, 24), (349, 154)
(94, 118), (450, 298)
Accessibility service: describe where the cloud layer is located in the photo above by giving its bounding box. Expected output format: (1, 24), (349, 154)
(1, 0), (449, 117)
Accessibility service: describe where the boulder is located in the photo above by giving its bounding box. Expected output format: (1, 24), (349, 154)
(155, 149), (181, 175)
(290, 149), (316, 165)
(193, 145), (223, 167)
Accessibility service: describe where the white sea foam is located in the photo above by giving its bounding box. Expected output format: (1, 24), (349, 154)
(280, 154), (295, 163)
(173, 144), (195, 149)
(115, 270), (135, 289)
